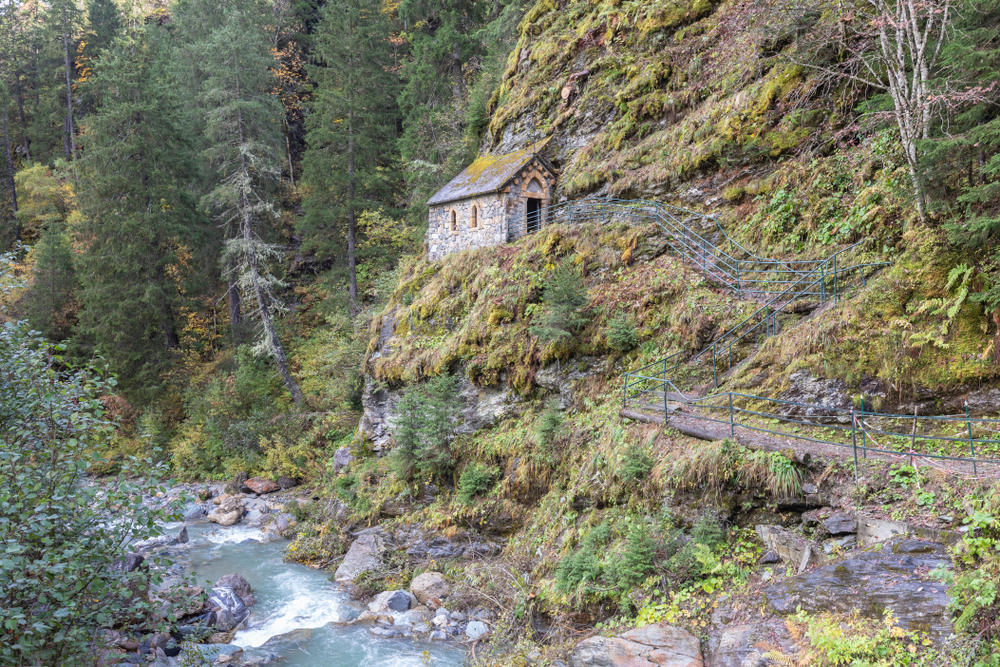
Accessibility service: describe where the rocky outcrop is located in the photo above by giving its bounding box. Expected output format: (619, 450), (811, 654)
(765, 538), (951, 637)
(569, 624), (703, 667)
(335, 530), (388, 586)
(779, 371), (853, 423)
(755, 524), (823, 573)
(360, 310), (518, 453)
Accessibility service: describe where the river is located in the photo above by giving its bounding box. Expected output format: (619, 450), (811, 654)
(176, 521), (467, 666)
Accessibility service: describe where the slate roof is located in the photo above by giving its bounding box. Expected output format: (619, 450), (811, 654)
(427, 139), (553, 207)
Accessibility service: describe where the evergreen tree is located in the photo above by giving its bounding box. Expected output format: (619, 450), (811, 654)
(85, 0), (120, 56)
(26, 219), (76, 340)
(75, 28), (203, 397)
(925, 1), (1000, 346)
(199, 0), (304, 407)
(530, 259), (590, 346)
(301, 0), (400, 309)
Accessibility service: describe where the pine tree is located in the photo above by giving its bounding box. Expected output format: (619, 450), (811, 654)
(301, 0), (400, 310)
(199, 0), (304, 407)
(26, 219), (75, 339)
(530, 259), (590, 346)
(75, 28), (203, 397)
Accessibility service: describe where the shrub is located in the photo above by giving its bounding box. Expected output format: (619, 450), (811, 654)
(555, 523), (612, 593)
(613, 522), (657, 588)
(457, 463), (499, 503)
(605, 311), (639, 352)
(534, 403), (563, 450)
(619, 442), (654, 482)
(0, 318), (180, 664)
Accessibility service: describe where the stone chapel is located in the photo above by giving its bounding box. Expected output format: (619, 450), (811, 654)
(426, 140), (557, 260)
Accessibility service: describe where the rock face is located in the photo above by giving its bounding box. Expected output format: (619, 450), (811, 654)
(755, 525), (823, 572)
(360, 313), (517, 453)
(335, 531), (388, 585)
(242, 477), (280, 495)
(410, 572), (450, 606)
(569, 624), (703, 667)
(765, 538), (951, 637)
(779, 371), (852, 423)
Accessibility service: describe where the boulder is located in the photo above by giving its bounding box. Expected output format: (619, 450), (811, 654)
(368, 590), (417, 613)
(242, 477), (280, 495)
(208, 495), (244, 526)
(215, 574), (253, 604)
(410, 572), (450, 605)
(569, 624), (703, 667)
(334, 531), (387, 585)
(464, 620), (489, 641)
(823, 512), (857, 536)
(208, 508), (242, 526)
(333, 447), (352, 473)
(276, 476), (299, 490)
(208, 587), (250, 632)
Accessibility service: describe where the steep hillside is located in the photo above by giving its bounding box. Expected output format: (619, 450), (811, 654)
(290, 2), (1000, 665)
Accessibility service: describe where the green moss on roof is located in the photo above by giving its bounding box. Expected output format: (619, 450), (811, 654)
(427, 138), (553, 206)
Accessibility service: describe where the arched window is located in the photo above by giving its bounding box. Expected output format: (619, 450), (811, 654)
(450, 210), (457, 232)
(470, 205), (478, 229)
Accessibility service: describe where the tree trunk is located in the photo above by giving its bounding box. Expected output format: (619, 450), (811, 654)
(61, 33), (77, 164)
(226, 278), (243, 341)
(283, 117), (295, 187)
(346, 100), (358, 311)
(2, 107), (16, 214)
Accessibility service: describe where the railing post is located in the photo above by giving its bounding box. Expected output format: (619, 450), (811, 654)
(736, 261), (742, 299)
(622, 374), (628, 409)
(966, 402), (977, 476)
(833, 254), (838, 303)
(663, 380), (668, 423)
(859, 397), (868, 458)
(712, 344), (718, 387)
(851, 407), (859, 484)
(820, 264), (827, 302)
(729, 392), (735, 438)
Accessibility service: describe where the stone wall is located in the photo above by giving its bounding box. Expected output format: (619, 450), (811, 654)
(503, 160), (554, 241)
(427, 193), (506, 261)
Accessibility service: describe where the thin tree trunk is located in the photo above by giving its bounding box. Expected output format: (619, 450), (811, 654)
(346, 99), (358, 311)
(2, 107), (16, 214)
(226, 278), (243, 340)
(283, 117), (294, 187)
(61, 33), (77, 164)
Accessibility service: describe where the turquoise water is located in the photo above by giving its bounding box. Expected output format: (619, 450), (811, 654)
(180, 522), (467, 666)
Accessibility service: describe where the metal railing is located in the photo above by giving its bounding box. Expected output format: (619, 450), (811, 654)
(650, 392), (1000, 477)
(506, 196), (999, 476)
